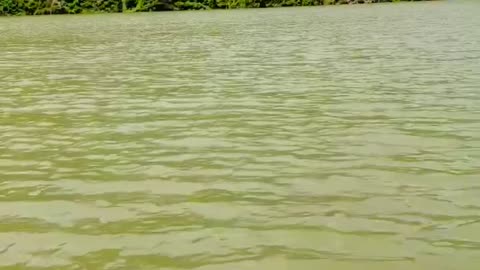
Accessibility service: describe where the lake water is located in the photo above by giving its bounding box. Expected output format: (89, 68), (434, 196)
(1, 1), (480, 269)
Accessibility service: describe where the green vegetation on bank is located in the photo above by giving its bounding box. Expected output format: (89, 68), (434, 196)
(0, 0), (431, 15)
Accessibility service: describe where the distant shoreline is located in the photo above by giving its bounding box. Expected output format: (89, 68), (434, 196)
(0, 0), (434, 16)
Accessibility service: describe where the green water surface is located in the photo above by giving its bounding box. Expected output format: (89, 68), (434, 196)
(1, 2), (480, 269)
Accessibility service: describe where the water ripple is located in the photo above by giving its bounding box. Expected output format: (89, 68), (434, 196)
(1, 2), (480, 269)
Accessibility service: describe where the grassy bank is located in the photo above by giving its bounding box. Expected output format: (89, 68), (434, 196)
(0, 0), (431, 16)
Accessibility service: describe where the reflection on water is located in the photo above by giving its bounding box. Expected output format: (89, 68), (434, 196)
(1, 2), (480, 269)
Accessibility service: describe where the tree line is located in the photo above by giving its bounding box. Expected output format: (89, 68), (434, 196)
(0, 0), (430, 15)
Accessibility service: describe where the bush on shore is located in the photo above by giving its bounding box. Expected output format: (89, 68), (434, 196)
(0, 0), (430, 16)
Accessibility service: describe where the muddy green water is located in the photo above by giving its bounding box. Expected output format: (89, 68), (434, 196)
(1, 1), (480, 269)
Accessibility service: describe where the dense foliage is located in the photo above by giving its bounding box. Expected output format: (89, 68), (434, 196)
(0, 0), (430, 15)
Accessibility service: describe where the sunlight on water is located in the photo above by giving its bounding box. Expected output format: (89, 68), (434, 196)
(1, 2), (480, 269)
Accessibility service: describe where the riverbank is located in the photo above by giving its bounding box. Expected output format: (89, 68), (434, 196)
(1, 0), (432, 16)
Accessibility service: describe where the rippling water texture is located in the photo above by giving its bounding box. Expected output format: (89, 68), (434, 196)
(1, 2), (480, 269)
